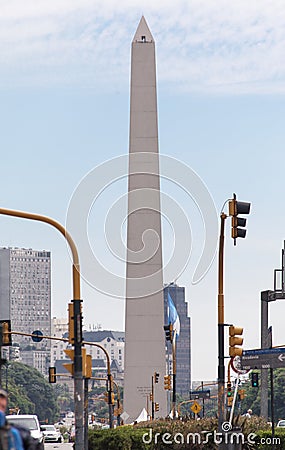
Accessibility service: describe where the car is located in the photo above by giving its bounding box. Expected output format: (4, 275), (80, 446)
(277, 420), (285, 427)
(6, 414), (44, 443)
(40, 424), (63, 443)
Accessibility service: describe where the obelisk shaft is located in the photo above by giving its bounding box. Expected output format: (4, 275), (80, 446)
(124, 17), (167, 422)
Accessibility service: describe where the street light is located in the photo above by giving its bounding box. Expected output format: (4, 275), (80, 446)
(0, 207), (84, 449)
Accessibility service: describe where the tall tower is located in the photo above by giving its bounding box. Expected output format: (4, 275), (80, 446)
(164, 283), (191, 396)
(124, 17), (167, 421)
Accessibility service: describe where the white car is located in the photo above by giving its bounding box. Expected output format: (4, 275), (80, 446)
(40, 424), (62, 443)
(6, 414), (44, 443)
(277, 420), (285, 427)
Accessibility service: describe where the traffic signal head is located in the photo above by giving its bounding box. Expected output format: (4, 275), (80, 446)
(104, 391), (108, 403)
(63, 348), (75, 375)
(229, 325), (243, 357)
(164, 375), (171, 391)
(155, 402), (159, 412)
(149, 393), (153, 401)
(229, 194), (251, 245)
(111, 393), (115, 405)
(48, 367), (56, 383)
(154, 372), (159, 384)
(251, 372), (259, 388)
(68, 303), (74, 344)
(163, 324), (173, 343)
(0, 320), (12, 346)
(227, 382), (232, 397)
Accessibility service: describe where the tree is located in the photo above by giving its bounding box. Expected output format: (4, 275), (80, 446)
(6, 361), (59, 423)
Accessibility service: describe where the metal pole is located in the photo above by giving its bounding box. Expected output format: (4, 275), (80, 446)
(172, 332), (177, 418)
(201, 381), (205, 418)
(84, 378), (89, 450)
(270, 368), (275, 445)
(107, 373), (114, 428)
(261, 294), (269, 420)
(218, 213), (227, 433)
(151, 376), (154, 420)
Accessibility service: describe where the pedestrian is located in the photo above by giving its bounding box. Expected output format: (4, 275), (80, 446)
(245, 409), (252, 418)
(0, 389), (24, 450)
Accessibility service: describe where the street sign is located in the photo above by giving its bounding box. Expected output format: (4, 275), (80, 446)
(189, 390), (210, 400)
(31, 330), (44, 342)
(191, 401), (202, 414)
(241, 347), (285, 370)
(230, 356), (250, 375)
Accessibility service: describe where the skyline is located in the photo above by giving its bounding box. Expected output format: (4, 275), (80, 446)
(1, 2), (285, 381)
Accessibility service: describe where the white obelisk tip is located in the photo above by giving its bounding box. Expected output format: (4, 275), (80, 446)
(132, 16), (154, 43)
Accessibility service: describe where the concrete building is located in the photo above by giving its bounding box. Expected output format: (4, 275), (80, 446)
(124, 16), (167, 422)
(0, 247), (51, 374)
(53, 329), (125, 386)
(164, 283), (191, 396)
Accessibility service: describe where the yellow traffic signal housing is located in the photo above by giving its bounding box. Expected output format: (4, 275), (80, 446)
(164, 375), (171, 390)
(227, 397), (233, 407)
(229, 194), (251, 245)
(155, 403), (159, 412)
(111, 393), (115, 405)
(238, 389), (245, 400)
(103, 391), (108, 403)
(0, 321), (12, 346)
(63, 348), (75, 375)
(49, 367), (56, 383)
(229, 326), (243, 357)
(68, 303), (74, 344)
(84, 354), (92, 379)
(149, 393), (153, 401)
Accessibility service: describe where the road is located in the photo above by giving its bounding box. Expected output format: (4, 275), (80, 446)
(44, 444), (74, 449)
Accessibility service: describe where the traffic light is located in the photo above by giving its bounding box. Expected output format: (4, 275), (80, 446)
(227, 397), (233, 407)
(68, 303), (74, 344)
(149, 393), (153, 401)
(0, 320), (12, 346)
(163, 324), (173, 343)
(238, 389), (245, 400)
(111, 393), (115, 405)
(227, 382), (232, 397)
(84, 354), (92, 379)
(155, 403), (159, 412)
(164, 375), (171, 390)
(251, 372), (259, 388)
(63, 348), (74, 375)
(103, 391), (108, 403)
(229, 325), (243, 357)
(229, 194), (251, 245)
(48, 367), (56, 383)
(154, 372), (159, 383)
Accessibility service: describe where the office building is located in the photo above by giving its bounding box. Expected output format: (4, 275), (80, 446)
(164, 283), (191, 396)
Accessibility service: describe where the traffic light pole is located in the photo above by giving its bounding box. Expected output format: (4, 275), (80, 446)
(218, 213), (226, 436)
(151, 376), (154, 420)
(0, 207), (84, 450)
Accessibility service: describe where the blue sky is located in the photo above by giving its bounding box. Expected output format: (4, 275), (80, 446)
(1, 0), (285, 380)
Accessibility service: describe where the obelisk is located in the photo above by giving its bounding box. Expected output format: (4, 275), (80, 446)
(124, 16), (167, 422)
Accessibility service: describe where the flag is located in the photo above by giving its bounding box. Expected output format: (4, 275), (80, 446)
(167, 292), (180, 338)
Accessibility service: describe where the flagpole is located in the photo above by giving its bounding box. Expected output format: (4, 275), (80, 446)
(172, 330), (177, 418)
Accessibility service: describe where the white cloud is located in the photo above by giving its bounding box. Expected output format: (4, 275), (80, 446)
(0, 0), (285, 93)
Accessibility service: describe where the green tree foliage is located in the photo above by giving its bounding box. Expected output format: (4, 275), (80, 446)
(6, 361), (59, 423)
(241, 369), (285, 420)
